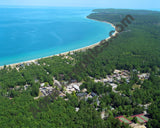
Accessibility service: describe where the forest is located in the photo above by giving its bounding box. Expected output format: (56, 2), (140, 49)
(0, 9), (160, 127)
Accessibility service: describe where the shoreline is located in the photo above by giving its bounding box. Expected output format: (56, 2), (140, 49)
(0, 20), (118, 69)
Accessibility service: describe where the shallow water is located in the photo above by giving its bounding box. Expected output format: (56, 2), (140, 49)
(0, 7), (114, 66)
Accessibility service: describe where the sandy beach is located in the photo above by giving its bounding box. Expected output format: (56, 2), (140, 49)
(0, 20), (118, 70)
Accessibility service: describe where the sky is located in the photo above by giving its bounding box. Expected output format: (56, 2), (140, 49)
(0, 0), (159, 10)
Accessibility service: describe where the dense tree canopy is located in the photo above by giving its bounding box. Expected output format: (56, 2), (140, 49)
(0, 9), (160, 127)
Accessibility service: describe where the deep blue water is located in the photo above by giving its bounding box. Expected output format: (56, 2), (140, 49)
(0, 7), (114, 66)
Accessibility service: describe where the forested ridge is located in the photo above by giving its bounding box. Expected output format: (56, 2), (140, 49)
(0, 9), (160, 127)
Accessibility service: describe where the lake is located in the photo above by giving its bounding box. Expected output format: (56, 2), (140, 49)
(0, 6), (114, 66)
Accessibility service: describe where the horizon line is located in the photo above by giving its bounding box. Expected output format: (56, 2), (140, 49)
(0, 5), (159, 11)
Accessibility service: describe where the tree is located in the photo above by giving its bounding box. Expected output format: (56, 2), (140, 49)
(31, 83), (39, 97)
(132, 117), (138, 123)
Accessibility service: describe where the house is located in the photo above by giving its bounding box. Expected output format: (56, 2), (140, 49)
(66, 88), (75, 94)
(40, 86), (54, 97)
(106, 77), (114, 83)
(82, 88), (87, 92)
(26, 62), (31, 66)
(19, 64), (25, 68)
(75, 107), (80, 112)
(101, 111), (105, 119)
(130, 123), (146, 128)
(133, 69), (140, 74)
(94, 79), (101, 82)
(24, 84), (30, 90)
(59, 93), (66, 98)
(40, 83), (45, 87)
(73, 84), (80, 92)
(59, 74), (65, 80)
(110, 83), (118, 89)
(35, 79), (39, 83)
(15, 86), (21, 90)
(76, 92), (88, 97)
(102, 78), (109, 83)
(114, 69), (121, 74)
(54, 79), (62, 90)
(71, 79), (77, 83)
(138, 73), (150, 80)
(91, 92), (97, 97)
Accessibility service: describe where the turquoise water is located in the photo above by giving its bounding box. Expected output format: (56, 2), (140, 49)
(0, 7), (114, 66)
